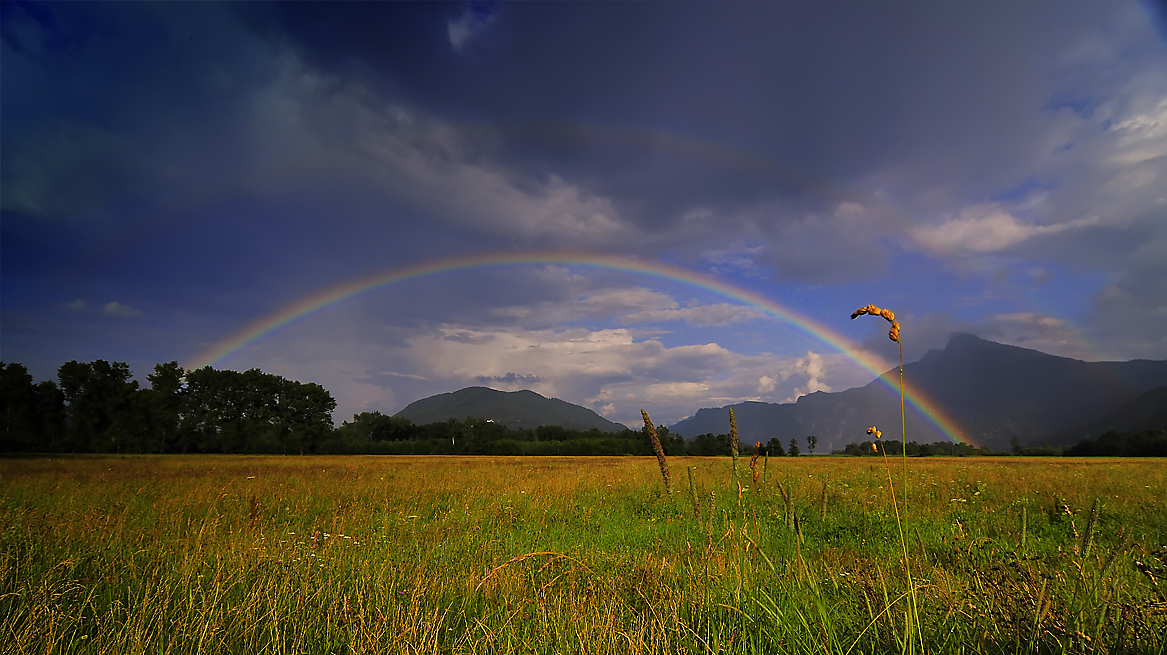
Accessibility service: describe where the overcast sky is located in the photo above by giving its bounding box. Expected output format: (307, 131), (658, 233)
(3, 1), (1166, 429)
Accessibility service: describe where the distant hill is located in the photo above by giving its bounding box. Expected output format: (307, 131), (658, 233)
(394, 387), (629, 433)
(670, 333), (1167, 452)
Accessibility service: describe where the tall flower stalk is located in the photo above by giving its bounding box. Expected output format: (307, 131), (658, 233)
(641, 410), (672, 495)
(851, 304), (907, 506)
(728, 408), (740, 488)
(852, 304), (921, 652)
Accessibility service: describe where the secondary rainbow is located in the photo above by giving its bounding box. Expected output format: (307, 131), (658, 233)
(187, 251), (971, 445)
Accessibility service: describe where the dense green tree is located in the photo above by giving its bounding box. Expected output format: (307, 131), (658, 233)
(142, 362), (185, 453)
(689, 433), (726, 456)
(182, 367), (337, 454)
(659, 425), (687, 456)
(638, 423), (685, 456)
(766, 438), (785, 457)
(1, 362), (45, 450)
(33, 380), (67, 450)
(537, 424), (570, 441)
(788, 438), (800, 457)
(839, 440), (988, 457)
(339, 412), (417, 443)
(1068, 429), (1167, 457)
(806, 435), (818, 454)
(57, 360), (140, 452)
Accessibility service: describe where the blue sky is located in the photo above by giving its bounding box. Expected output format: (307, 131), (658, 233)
(3, 1), (1166, 428)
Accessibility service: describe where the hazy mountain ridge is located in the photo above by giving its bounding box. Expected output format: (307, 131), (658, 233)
(394, 387), (629, 433)
(670, 333), (1167, 452)
(1056, 386), (1167, 442)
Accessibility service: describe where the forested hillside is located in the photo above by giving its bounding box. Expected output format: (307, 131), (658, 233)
(394, 386), (628, 432)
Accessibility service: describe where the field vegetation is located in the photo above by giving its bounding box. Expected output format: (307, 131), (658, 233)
(2, 454), (1164, 654)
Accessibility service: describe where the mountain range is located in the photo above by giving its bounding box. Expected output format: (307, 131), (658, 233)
(670, 333), (1167, 452)
(393, 334), (1167, 452)
(393, 386), (629, 433)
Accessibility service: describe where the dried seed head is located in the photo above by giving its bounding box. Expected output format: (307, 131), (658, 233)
(728, 408), (740, 464)
(851, 304), (900, 342)
(850, 304), (878, 319)
(872, 443), (878, 453)
(641, 409), (656, 434)
(641, 409), (672, 494)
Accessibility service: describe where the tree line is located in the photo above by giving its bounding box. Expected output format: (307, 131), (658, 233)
(835, 439), (992, 457)
(0, 359), (820, 457)
(1, 361), (335, 454)
(3, 360), (1160, 456)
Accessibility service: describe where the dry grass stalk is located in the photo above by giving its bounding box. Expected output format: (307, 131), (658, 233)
(749, 442), (762, 486)
(852, 303), (908, 519)
(778, 483), (795, 532)
(705, 491), (717, 541)
(1020, 505), (1028, 552)
(248, 494), (260, 528)
(476, 551), (593, 591)
(687, 467), (701, 521)
(1062, 502), (1080, 540)
(864, 422), (921, 650)
(728, 408), (740, 483)
(641, 410), (672, 494)
(1082, 499), (1100, 558)
(820, 480), (828, 521)
(1135, 560), (1166, 602)
(1100, 527), (1126, 577)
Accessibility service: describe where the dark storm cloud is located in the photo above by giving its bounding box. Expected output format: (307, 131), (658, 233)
(234, 0), (1167, 310)
(3, 0), (1165, 425)
(248, 3), (1127, 221)
(8, 2), (1158, 274)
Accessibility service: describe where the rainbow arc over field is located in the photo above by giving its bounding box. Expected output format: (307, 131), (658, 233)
(188, 251), (970, 445)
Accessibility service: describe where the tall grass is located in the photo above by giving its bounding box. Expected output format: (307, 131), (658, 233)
(2, 455), (1165, 654)
(852, 303), (921, 653)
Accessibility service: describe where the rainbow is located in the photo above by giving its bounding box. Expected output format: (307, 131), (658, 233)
(186, 251), (971, 445)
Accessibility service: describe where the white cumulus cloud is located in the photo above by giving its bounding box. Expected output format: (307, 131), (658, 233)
(785, 351), (831, 401)
(911, 204), (1099, 254)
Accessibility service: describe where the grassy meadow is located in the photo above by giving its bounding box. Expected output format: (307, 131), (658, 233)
(2, 454), (1165, 654)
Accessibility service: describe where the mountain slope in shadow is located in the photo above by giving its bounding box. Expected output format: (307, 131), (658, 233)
(394, 386), (629, 433)
(670, 333), (1167, 452)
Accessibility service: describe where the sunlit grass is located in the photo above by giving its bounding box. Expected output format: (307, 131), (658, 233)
(1, 455), (1165, 653)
